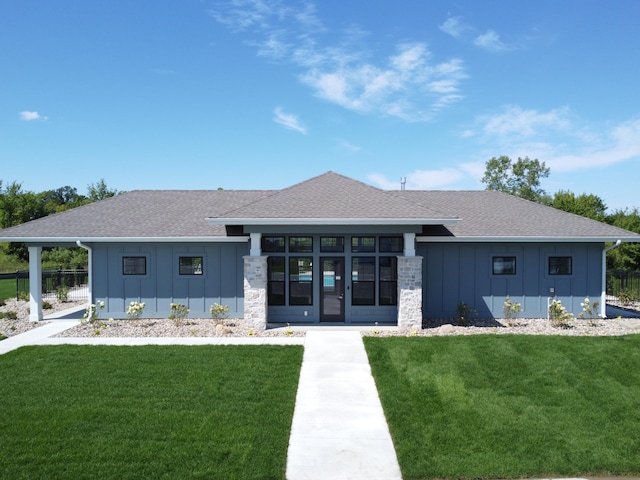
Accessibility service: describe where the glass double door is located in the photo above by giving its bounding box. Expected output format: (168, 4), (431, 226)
(320, 257), (345, 322)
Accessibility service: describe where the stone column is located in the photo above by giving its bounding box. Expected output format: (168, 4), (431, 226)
(243, 255), (268, 330)
(397, 256), (423, 330)
(28, 246), (43, 322)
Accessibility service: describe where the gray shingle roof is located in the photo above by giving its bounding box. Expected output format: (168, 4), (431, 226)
(0, 171), (637, 242)
(398, 190), (639, 240)
(211, 171), (455, 222)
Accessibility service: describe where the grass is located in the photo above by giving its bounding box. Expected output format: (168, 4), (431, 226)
(0, 278), (16, 303)
(0, 345), (303, 480)
(364, 335), (640, 480)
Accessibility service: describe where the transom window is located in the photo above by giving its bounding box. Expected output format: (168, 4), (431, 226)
(549, 256), (572, 275)
(262, 236), (285, 253)
(379, 237), (403, 253)
(123, 256), (146, 276)
(289, 237), (313, 253)
(351, 236), (375, 253)
(320, 236), (345, 253)
(179, 256), (203, 275)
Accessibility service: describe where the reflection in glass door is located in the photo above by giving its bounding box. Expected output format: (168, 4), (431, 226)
(321, 257), (345, 321)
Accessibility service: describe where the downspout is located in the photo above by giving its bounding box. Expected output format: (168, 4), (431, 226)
(602, 240), (622, 318)
(76, 240), (93, 315)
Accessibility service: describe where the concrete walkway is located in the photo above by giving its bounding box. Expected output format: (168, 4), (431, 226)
(286, 330), (402, 480)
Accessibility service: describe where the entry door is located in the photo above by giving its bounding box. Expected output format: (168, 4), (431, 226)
(320, 257), (345, 322)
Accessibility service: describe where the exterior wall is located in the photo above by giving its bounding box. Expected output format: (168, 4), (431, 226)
(92, 242), (247, 319)
(417, 242), (604, 319)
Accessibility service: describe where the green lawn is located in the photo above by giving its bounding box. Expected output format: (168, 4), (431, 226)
(0, 345), (303, 480)
(365, 335), (640, 480)
(0, 278), (16, 303)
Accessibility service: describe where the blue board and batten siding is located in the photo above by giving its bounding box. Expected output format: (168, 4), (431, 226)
(92, 243), (247, 319)
(417, 242), (604, 319)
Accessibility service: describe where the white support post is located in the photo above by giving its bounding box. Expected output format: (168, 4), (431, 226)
(28, 246), (43, 322)
(250, 232), (262, 256)
(403, 232), (416, 257)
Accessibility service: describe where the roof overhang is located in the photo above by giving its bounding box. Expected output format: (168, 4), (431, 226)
(1, 236), (246, 244)
(206, 217), (461, 226)
(416, 236), (639, 243)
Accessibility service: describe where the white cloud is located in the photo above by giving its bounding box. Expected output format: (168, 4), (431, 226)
(478, 105), (571, 138)
(474, 30), (508, 51)
(439, 17), (468, 39)
(211, 2), (466, 122)
(546, 118), (640, 172)
(469, 105), (640, 174)
(19, 111), (47, 121)
(273, 107), (307, 134)
(301, 43), (466, 121)
(337, 139), (361, 152)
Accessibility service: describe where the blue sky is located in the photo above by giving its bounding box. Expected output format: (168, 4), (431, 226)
(2, 0), (639, 212)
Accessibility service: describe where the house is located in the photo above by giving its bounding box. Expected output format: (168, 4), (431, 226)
(1, 171), (638, 328)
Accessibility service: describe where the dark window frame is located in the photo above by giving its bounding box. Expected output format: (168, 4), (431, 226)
(351, 236), (376, 253)
(122, 256), (147, 276)
(262, 236), (286, 253)
(379, 236), (403, 253)
(492, 256), (517, 275)
(267, 257), (286, 305)
(352, 256), (376, 305)
(289, 256), (313, 305)
(379, 256), (398, 306)
(289, 236), (313, 253)
(549, 256), (572, 275)
(179, 256), (204, 276)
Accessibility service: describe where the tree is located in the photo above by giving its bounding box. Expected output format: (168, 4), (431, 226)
(481, 155), (551, 203)
(551, 190), (607, 222)
(606, 208), (640, 270)
(87, 179), (118, 201)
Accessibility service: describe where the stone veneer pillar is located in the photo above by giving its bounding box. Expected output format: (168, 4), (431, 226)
(397, 255), (423, 330)
(243, 255), (268, 330)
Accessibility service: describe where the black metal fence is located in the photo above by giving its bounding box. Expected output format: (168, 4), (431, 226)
(607, 270), (640, 302)
(0, 269), (89, 301)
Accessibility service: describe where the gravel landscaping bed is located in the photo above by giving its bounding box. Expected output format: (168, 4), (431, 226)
(0, 298), (86, 337)
(2, 298), (640, 339)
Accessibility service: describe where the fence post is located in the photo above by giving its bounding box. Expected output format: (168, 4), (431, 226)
(15, 270), (19, 301)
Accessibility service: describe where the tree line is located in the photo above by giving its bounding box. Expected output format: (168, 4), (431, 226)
(482, 156), (640, 271)
(0, 179), (118, 267)
(1, 164), (639, 271)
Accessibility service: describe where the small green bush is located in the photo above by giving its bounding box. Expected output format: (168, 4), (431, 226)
(4, 311), (18, 320)
(549, 299), (573, 328)
(56, 286), (69, 302)
(210, 303), (229, 319)
(456, 302), (477, 326)
(42, 301), (53, 310)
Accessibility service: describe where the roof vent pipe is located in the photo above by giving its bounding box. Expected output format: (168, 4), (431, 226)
(400, 177), (406, 190)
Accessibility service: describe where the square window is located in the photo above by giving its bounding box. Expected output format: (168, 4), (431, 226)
(289, 236), (313, 253)
(549, 256), (572, 275)
(493, 256), (516, 275)
(179, 256), (203, 275)
(123, 256), (146, 276)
